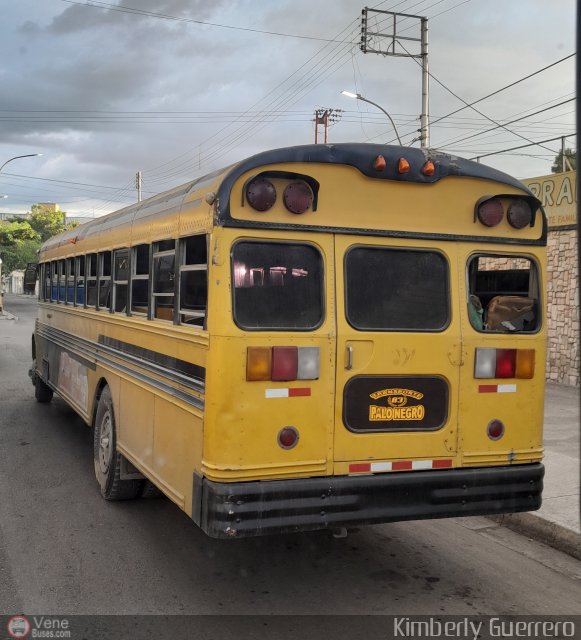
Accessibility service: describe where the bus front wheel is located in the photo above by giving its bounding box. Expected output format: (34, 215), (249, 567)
(94, 385), (143, 500)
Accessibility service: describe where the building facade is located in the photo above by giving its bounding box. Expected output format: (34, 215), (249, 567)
(523, 171), (578, 387)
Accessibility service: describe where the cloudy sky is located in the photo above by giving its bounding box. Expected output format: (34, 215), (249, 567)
(0, 0), (576, 217)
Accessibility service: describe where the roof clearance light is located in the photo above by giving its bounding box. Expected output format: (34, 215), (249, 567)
(373, 155), (386, 171)
(283, 181), (313, 214)
(507, 199), (532, 229)
(421, 160), (435, 176)
(246, 177), (277, 212)
(477, 198), (504, 227)
(398, 158), (410, 174)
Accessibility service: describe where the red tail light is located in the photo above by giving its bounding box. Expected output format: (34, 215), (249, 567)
(487, 419), (505, 440)
(272, 346), (298, 381)
(247, 346), (320, 381)
(477, 198), (504, 227)
(495, 349), (517, 378)
(278, 426), (299, 449)
(246, 177), (276, 211)
(474, 348), (534, 379)
(283, 181), (313, 214)
(507, 199), (532, 228)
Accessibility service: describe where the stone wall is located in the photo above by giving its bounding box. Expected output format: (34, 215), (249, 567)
(546, 228), (579, 386)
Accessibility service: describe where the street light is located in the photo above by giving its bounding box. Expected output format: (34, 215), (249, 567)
(0, 153), (43, 175)
(341, 91), (402, 145)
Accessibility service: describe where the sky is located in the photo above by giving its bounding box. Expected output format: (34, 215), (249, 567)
(0, 0), (576, 218)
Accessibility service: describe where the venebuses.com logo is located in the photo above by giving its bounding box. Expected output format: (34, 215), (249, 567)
(6, 616), (71, 639)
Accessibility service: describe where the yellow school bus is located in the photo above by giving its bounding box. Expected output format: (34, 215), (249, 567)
(30, 143), (546, 538)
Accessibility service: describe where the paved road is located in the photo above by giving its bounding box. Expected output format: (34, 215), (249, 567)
(1, 294), (580, 615)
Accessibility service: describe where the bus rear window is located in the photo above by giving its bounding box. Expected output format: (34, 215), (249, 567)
(345, 247), (449, 331)
(232, 241), (323, 330)
(467, 255), (540, 332)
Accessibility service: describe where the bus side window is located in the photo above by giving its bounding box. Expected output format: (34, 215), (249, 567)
(58, 259), (65, 302)
(76, 255), (85, 306)
(179, 235), (207, 328)
(113, 249), (129, 313)
(131, 244), (150, 316)
(86, 253), (98, 308)
(467, 255), (539, 333)
(152, 240), (176, 322)
(98, 251), (112, 310)
(66, 257), (75, 304)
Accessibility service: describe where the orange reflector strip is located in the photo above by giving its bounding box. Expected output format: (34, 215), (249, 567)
(515, 349), (535, 379)
(373, 155), (386, 171)
(398, 158), (410, 174)
(246, 347), (272, 381)
(421, 160), (435, 176)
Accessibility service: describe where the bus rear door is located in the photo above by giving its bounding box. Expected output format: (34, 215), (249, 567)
(333, 236), (462, 472)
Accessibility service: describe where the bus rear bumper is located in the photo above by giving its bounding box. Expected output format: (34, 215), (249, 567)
(193, 463), (544, 539)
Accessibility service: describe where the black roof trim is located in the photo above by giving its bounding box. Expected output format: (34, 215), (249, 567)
(215, 143), (543, 224)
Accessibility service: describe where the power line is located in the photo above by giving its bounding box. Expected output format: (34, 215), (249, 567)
(61, 0), (352, 43)
(470, 135), (576, 161)
(430, 52), (576, 127)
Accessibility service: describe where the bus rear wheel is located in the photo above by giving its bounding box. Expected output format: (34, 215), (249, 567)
(94, 385), (143, 500)
(34, 374), (54, 404)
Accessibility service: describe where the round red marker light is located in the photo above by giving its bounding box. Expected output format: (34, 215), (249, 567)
(246, 177), (276, 212)
(487, 419), (505, 441)
(283, 181), (313, 214)
(477, 198), (504, 227)
(278, 426), (299, 450)
(507, 199), (532, 229)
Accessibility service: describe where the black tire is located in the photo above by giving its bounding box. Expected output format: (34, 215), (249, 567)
(141, 480), (163, 499)
(93, 385), (143, 500)
(34, 375), (54, 404)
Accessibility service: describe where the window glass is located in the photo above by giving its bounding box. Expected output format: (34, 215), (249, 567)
(467, 255), (539, 333)
(152, 242), (175, 321)
(66, 258), (75, 303)
(58, 260), (66, 302)
(345, 247), (449, 331)
(76, 256), (85, 305)
(86, 254), (97, 307)
(131, 244), (150, 315)
(232, 241), (323, 330)
(113, 249), (129, 313)
(179, 235), (208, 327)
(98, 251), (112, 309)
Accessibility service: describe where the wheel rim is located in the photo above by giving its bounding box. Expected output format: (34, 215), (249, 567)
(98, 410), (113, 474)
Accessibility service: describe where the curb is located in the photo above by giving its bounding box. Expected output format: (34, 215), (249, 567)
(491, 512), (581, 561)
(0, 312), (17, 321)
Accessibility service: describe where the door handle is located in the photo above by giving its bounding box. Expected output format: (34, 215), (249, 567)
(346, 344), (353, 370)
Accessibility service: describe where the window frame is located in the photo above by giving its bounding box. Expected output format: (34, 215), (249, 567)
(344, 244), (451, 333)
(231, 239), (325, 332)
(466, 252), (542, 334)
(151, 240), (176, 323)
(178, 234), (208, 329)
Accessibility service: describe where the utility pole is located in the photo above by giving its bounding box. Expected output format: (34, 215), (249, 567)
(360, 7), (430, 148)
(313, 109), (342, 143)
(135, 171), (142, 202)
(561, 136), (573, 172)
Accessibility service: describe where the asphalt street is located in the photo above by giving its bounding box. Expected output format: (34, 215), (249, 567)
(1, 294), (580, 616)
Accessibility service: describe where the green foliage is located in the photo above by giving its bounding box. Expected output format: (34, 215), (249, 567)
(0, 238), (41, 272)
(0, 220), (39, 246)
(29, 204), (69, 242)
(551, 148), (576, 173)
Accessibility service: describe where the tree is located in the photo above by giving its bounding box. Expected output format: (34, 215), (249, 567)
(0, 220), (39, 246)
(28, 204), (69, 242)
(0, 238), (41, 272)
(551, 148), (576, 173)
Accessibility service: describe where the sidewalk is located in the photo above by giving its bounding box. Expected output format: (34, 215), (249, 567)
(493, 382), (580, 560)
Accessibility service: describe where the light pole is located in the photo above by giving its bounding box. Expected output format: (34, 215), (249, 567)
(0, 153), (43, 175)
(341, 91), (402, 145)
